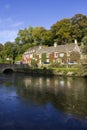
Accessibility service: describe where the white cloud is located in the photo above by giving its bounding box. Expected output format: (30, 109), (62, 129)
(0, 17), (24, 43)
(0, 30), (18, 44)
(0, 17), (12, 23)
(10, 21), (23, 27)
(0, 17), (23, 29)
(4, 4), (10, 9)
(0, 17), (12, 28)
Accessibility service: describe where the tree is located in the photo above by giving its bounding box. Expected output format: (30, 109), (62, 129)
(32, 27), (46, 45)
(0, 43), (4, 62)
(4, 42), (13, 57)
(70, 14), (87, 43)
(2, 42), (19, 64)
(42, 30), (53, 46)
(12, 44), (18, 64)
(18, 28), (29, 44)
(81, 36), (87, 54)
(0, 43), (3, 51)
(51, 18), (72, 44)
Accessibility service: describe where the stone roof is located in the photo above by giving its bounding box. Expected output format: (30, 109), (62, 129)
(24, 43), (80, 55)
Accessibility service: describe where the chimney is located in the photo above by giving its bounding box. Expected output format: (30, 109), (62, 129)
(74, 39), (77, 44)
(54, 42), (57, 47)
(39, 46), (42, 49)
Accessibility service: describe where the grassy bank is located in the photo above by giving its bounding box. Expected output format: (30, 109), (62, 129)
(14, 63), (87, 77)
(16, 66), (82, 77)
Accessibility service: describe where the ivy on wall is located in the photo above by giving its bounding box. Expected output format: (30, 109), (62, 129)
(70, 51), (80, 62)
(33, 53), (39, 63)
(49, 52), (54, 63)
(41, 53), (46, 62)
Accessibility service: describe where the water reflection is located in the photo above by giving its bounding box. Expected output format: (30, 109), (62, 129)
(0, 73), (87, 129)
(0, 74), (87, 117)
(9, 74), (87, 118)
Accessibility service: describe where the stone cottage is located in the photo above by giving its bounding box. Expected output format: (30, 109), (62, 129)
(22, 40), (81, 66)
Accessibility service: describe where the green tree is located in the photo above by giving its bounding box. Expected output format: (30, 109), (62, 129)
(51, 18), (72, 44)
(81, 36), (87, 54)
(18, 28), (29, 44)
(42, 30), (53, 46)
(0, 43), (4, 62)
(70, 14), (87, 43)
(32, 27), (46, 45)
(12, 44), (18, 64)
(0, 43), (3, 51)
(4, 42), (13, 58)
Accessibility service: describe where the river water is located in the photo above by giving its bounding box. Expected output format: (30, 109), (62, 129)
(0, 73), (87, 130)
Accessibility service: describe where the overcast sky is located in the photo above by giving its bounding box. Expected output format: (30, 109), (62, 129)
(0, 0), (87, 44)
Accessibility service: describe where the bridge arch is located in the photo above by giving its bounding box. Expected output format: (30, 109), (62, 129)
(0, 63), (26, 73)
(2, 67), (15, 73)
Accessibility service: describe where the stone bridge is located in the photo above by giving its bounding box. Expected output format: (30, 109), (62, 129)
(0, 63), (29, 73)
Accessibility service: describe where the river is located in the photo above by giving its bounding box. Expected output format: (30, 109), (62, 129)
(0, 73), (87, 130)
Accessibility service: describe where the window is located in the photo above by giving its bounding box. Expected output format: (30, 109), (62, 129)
(55, 52), (58, 57)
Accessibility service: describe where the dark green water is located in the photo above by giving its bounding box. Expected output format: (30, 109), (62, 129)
(0, 73), (87, 130)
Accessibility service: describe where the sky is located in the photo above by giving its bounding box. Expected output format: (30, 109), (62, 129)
(0, 0), (87, 44)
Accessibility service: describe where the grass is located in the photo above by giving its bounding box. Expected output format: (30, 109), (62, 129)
(51, 67), (79, 72)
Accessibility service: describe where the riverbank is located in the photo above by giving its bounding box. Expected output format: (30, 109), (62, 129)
(1, 63), (86, 77)
(15, 65), (87, 78)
